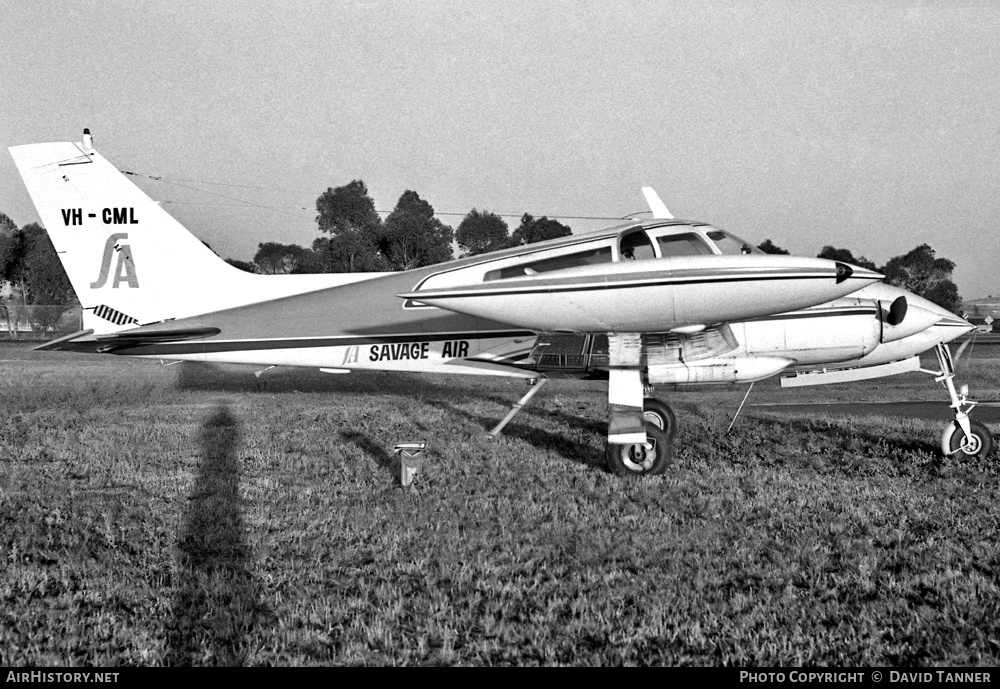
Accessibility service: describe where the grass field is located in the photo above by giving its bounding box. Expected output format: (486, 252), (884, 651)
(1, 342), (999, 666)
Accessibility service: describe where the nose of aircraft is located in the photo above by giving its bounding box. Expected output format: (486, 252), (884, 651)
(838, 263), (884, 283)
(890, 289), (974, 347)
(929, 311), (977, 346)
(849, 282), (975, 348)
(835, 263), (884, 292)
(881, 302), (949, 343)
(905, 291), (975, 341)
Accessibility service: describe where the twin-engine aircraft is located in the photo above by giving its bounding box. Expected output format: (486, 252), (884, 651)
(8, 131), (989, 476)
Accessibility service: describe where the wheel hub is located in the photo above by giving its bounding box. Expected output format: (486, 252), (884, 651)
(962, 433), (982, 455)
(623, 440), (655, 471)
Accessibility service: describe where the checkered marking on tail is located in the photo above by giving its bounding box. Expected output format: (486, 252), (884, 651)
(92, 304), (138, 326)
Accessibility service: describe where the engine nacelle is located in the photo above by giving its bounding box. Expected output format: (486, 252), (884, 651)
(733, 300), (881, 366)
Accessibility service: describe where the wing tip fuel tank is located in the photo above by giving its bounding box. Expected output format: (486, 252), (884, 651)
(399, 255), (884, 334)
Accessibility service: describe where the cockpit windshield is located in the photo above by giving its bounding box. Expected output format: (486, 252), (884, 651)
(706, 230), (763, 255)
(656, 233), (713, 258)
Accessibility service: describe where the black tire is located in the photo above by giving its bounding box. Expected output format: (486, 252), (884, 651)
(642, 398), (677, 441)
(942, 419), (994, 459)
(605, 423), (672, 477)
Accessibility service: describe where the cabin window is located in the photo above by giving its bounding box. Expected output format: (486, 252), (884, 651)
(656, 233), (714, 257)
(707, 230), (763, 255)
(619, 230), (656, 261)
(484, 245), (613, 280)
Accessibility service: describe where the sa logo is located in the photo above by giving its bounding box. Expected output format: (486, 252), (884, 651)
(91, 233), (139, 289)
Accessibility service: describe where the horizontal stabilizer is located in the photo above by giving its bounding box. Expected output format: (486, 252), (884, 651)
(97, 326), (222, 344)
(33, 329), (95, 351)
(34, 326), (220, 353)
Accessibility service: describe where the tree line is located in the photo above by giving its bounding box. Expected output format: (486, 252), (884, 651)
(0, 212), (75, 334)
(0, 181), (965, 319)
(756, 239), (962, 314)
(244, 181), (573, 275)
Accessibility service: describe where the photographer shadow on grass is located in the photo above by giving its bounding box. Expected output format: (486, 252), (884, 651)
(165, 405), (271, 666)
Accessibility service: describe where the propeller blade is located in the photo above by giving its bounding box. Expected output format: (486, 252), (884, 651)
(886, 296), (907, 326)
(954, 332), (976, 365)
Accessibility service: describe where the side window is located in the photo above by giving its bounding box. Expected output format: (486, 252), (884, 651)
(619, 231), (655, 261)
(657, 233), (714, 257)
(484, 246), (613, 280)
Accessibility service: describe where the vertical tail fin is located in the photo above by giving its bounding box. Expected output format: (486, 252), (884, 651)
(640, 187), (673, 220)
(9, 131), (377, 333)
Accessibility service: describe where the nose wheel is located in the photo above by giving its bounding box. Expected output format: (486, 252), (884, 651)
(942, 419), (994, 459)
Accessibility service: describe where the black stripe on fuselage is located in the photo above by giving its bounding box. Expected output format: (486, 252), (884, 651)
(112, 330), (536, 357)
(745, 307), (878, 323)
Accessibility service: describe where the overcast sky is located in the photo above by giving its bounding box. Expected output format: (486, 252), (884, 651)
(3, 1), (999, 298)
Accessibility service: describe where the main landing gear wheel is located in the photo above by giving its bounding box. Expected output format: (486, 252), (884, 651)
(605, 423), (672, 477)
(642, 398), (676, 441)
(941, 420), (994, 460)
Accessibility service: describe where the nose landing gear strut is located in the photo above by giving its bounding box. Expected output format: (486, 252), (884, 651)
(924, 343), (994, 459)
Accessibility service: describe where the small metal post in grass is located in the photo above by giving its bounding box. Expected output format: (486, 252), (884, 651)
(394, 442), (426, 488)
